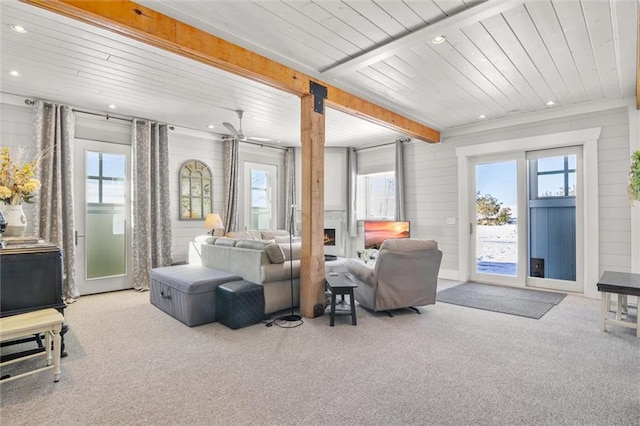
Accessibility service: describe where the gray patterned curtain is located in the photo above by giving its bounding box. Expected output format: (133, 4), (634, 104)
(348, 148), (358, 237)
(132, 120), (172, 291)
(395, 139), (405, 221)
(223, 138), (239, 233)
(33, 100), (78, 300)
(283, 148), (295, 233)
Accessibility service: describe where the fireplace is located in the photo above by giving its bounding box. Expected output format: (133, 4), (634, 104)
(324, 228), (336, 246)
(323, 219), (342, 256)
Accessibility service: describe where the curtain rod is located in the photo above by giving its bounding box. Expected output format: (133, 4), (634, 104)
(74, 109), (133, 123)
(25, 98), (292, 151)
(355, 138), (411, 152)
(239, 140), (289, 151)
(25, 98), (154, 125)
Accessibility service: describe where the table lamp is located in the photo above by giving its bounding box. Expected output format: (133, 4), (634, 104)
(204, 213), (225, 236)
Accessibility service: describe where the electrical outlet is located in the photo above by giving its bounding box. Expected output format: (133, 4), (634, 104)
(446, 217), (456, 225)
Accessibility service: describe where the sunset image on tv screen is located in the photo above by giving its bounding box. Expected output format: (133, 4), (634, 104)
(364, 221), (410, 249)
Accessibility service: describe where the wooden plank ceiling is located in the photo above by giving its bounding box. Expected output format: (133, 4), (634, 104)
(135, 0), (638, 125)
(1, 0), (637, 145)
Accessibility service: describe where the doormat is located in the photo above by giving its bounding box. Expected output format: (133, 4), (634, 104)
(436, 282), (566, 319)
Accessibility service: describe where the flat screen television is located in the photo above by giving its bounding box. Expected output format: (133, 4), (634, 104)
(364, 220), (410, 250)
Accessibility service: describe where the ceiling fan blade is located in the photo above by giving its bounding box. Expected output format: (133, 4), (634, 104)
(247, 136), (273, 143)
(222, 122), (240, 135)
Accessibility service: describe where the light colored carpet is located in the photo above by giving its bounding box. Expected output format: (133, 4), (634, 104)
(436, 282), (566, 319)
(1, 280), (639, 425)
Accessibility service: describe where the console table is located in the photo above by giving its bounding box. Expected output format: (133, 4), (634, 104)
(0, 243), (68, 360)
(597, 271), (640, 338)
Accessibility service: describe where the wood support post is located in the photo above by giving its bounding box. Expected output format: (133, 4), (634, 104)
(300, 94), (325, 318)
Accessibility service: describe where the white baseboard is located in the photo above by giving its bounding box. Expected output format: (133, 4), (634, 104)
(438, 269), (460, 281)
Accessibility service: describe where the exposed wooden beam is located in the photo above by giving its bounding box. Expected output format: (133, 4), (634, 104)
(21, 0), (440, 143)
(299, 94), (326, 318)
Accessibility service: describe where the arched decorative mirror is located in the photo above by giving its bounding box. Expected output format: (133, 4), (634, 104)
(179, 160), (213, 220)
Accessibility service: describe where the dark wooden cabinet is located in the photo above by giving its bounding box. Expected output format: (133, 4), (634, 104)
(0, 243), (68, 361)
(0, 244), (65, 317)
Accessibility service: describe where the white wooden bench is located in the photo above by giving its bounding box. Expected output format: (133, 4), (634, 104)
(0, 308), (64, 383)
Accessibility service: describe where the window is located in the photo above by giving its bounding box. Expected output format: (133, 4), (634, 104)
(179, 160), (213, 220)
(86, 151), (126, 204)
(244, 162), (277, 230)
(357, 172), (395, 219)
(531, 155), (576, 198)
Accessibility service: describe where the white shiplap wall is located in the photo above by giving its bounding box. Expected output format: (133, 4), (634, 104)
(0, 102), (37, 233)
(404, 141), (459, 276)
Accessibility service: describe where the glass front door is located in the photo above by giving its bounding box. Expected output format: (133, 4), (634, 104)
(74, 139), (132, 295)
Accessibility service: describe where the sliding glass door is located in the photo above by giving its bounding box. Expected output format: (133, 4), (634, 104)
(469, 148), (583, 293)
(526, 147), (583, 293)
(470, 154), (525, 286)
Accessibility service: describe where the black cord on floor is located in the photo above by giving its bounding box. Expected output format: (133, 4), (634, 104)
(263, 316), (304, 328)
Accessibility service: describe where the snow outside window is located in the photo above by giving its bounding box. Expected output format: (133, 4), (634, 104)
(357, 172), (395, 220)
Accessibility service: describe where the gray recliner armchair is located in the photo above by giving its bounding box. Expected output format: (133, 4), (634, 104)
(345, 239), (443, 315)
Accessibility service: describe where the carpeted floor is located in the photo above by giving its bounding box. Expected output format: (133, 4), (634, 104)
(436, 282), (566, 319)
(1, 280), (639, 425)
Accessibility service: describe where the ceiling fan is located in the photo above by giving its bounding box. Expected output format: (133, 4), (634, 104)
(222, 109), (273, 143)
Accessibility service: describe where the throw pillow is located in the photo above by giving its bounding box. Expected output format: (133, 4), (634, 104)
(264, 243), (285, 264)
(274, 235), (302, 244)
(236, 239), (269, 250)
(261, 230), (289, 240)
(225, 231), (258, 240)
(280, 242), (301, 261)
(214, 237), (238, 247)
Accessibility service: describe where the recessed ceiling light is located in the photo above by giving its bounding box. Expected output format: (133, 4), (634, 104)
(478, 114), (487, 119)
(108, 104), (116, 109)
(207, 124), (215, 129)
(432, 35), (446, 44)
(545, 100), (556, 106)
(11, 25), (27, 33)
(9, 70), (21, 77)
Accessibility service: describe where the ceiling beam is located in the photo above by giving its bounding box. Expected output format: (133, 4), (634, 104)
(320, 0), (517, 78)
(21, 0), (440, 143)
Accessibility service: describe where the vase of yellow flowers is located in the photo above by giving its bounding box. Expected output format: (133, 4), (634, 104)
(0, 146), (44, 237)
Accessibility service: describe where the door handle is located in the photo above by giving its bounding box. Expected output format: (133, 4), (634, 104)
(75, 231), (85, 245)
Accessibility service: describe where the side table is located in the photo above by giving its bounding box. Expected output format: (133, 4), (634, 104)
(325, 272), (357, 326)
(597, 271), (640, 338)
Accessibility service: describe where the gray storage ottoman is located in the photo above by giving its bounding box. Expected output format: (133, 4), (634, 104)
(150, 265), (242, 326)
(215, 280), (265, 329)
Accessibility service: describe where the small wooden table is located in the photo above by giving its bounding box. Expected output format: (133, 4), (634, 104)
(325, 272), (358, 326)
(597, 271), (640, 338)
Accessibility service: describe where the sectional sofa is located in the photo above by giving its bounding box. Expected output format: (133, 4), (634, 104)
(188, 231), (301, 314)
